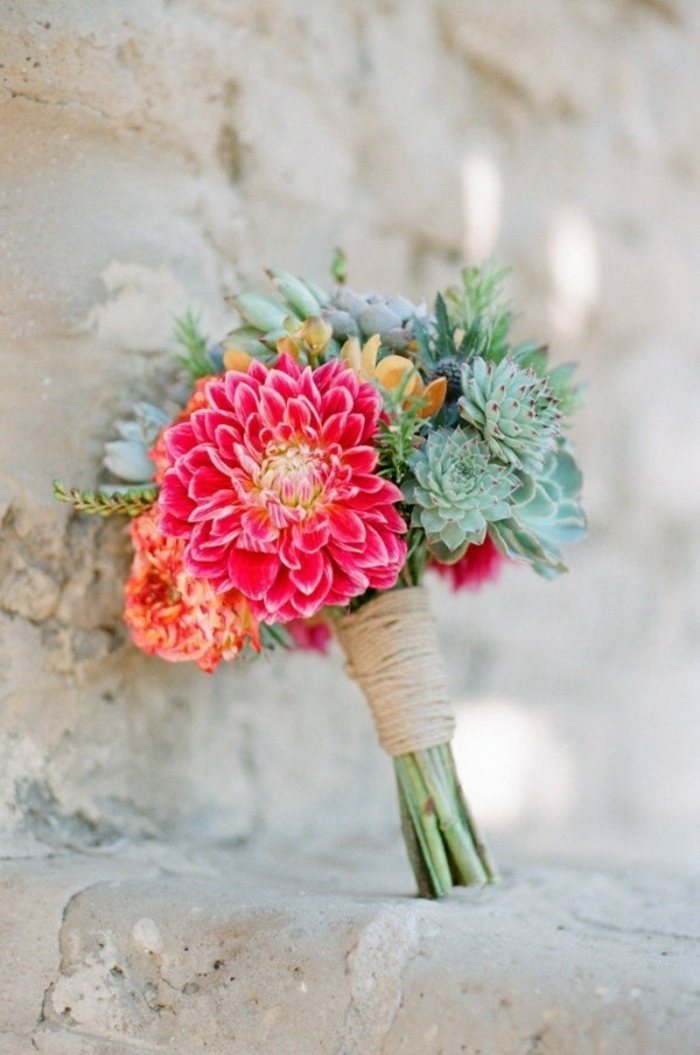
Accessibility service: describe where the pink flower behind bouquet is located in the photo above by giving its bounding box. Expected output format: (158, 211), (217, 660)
(125, 510), (260, 672)
(431, 535), (504, 592)
(159, 355), (407, 622)
(287, 617), (333, 654)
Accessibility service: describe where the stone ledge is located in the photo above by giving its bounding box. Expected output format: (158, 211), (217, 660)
(1, 843), (698, 1054)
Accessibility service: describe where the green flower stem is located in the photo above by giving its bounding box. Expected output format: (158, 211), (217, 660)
(415, 748), (488, 886)
(394, 754), (453, 897)
(438, 743), (499, 882)
(394, 744), (496, 897)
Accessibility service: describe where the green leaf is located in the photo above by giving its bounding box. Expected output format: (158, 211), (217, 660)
(174, 311), (214, 381)
(53, 480), (159, 518)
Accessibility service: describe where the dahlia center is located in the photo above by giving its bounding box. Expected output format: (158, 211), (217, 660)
(258, 443), (325, 508)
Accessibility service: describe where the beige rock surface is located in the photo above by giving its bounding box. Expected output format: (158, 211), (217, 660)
(1, 845), (698, 1054)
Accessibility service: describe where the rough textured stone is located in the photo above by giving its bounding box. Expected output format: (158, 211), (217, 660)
(0, 846), (698, 1053)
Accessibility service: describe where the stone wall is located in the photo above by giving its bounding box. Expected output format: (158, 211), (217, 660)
(1, 1), (698, 867)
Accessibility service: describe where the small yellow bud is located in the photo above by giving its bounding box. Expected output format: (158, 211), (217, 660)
(375, 354), (419, 394)
(299, 315), (333, 354)
(223, 348), (253, 372)
(276, 336), (301, 361)
(360, 334), (381, 380)
(341, 337), (362, 374)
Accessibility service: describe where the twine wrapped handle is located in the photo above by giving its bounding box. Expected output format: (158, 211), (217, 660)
(335, 586), (455, 757)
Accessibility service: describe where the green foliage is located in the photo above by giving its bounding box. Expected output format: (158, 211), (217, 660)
(174, 311), (215, 380)
(53, 480), (159, 518)
(331, 247), (348, 285)
(443, 263), (513, 364)
(403, 428), (517, 560)
(375, 378), (425, 484)
(258, 623), (294, 650)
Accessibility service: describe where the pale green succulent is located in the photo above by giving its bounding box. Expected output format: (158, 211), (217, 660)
(225, 269), (427, 358)
(489, 446), (586, 576)
(403, 428), (518, 561)
(459, 355), (561, 472)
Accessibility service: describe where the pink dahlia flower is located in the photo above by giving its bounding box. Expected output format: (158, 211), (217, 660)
(431, 535), (504, 592)
(124, 510), (260, 673)
(286, 616), (333, 655)
(158, 355), (407, 621)
(150, 376), (215, 484)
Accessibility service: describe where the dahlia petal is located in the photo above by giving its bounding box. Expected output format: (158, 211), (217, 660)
(298, 367), (322, 406)
(320, 386), (353, 419)
(321, 413), (348, 445)
(324, 563), (369, 605)
(284, 396), (312, 434)
(274, 353), (302, 379)
(268, 368), (300, 402)
(327, 506), (366, 545)
(337, 413), (365, 448)
(289, 549), (326, 595)
(233, 381), (259, 422)
(160, 472), (195, 522)
(189, 466), (230, 502)
(292, 518), (331, 553)
(259, 387), (287, 425)
(342, 446), (378, 473)
(227, 549), (278, 599)
(241, 507), (278, 545)
(285, 562), (334, 619)
(314, 359), (353, 395)
(247, 360), (269, 383)
(165, 421), (196, 461)
(264, 569), (296, 613)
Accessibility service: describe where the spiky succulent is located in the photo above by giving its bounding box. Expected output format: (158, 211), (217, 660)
(489, 446), (586, 576)
(459, 356), (561, 473)
(403, 428), (517, 561)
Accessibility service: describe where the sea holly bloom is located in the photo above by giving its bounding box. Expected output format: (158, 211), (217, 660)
(158, 355), (407, 621)
(124, 510), (260, 673)
(431, 534), (504, 592)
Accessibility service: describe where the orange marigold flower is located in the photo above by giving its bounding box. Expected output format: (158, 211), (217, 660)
(124, 509), (260, 672)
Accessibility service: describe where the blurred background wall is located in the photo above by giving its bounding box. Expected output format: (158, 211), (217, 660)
(1, 1), (697, 870)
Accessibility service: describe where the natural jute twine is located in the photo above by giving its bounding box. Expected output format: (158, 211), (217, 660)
(334, 586), (455, 757)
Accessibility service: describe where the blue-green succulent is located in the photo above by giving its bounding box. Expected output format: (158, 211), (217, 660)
(404, 428), (518, 561)
(489, 446), (587, 576)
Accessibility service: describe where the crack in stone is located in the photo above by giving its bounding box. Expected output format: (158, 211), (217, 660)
(338, 905), (422, 1055)
(7, 89), (112, 122)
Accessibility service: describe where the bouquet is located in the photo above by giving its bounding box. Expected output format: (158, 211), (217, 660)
(55, 259), (586, 898)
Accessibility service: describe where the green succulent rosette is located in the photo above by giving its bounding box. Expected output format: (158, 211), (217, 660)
(403, 428), (518, 562)
(459, 355), (561, 473)
(489, 445), (586, 576)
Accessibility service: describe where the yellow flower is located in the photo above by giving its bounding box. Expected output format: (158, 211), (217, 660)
(341, 336), (446, 419)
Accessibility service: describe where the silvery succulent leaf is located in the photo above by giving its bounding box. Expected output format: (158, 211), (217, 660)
(103, 440), (154, 484)
(358, 303), (402, 335)
(115, 420), (143, 443)
(320, 308), (359, 340)
(384, 295), (416, 322)
(331, 288), (367, 318)
(134, 402), (170, 445)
